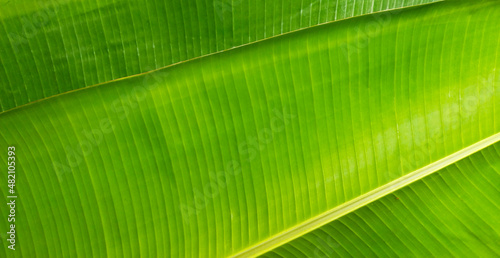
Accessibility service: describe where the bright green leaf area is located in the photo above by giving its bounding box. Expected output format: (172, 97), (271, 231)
(263, 142), (500, 257)
(0, 0), (499, 257)
(0, 0), (440, 111)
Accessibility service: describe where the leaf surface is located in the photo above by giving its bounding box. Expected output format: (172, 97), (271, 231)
(262, 142), (500, 257)
(0, 0), (499, 257)
(0, 0), (440, 111)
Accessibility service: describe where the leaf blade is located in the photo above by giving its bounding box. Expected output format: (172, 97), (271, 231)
(263, 142), (500, 257)
(0, 0), (498, 257)
(235, 132), (500, 257)
(0, 0), (441, 111)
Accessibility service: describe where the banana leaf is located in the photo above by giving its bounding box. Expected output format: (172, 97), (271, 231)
(0, 0), (439, 111)
(263, 142), (500, 257)
(0, 0), (499, 257)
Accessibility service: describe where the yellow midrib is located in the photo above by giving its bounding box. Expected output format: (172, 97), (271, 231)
(231, 132), (500, 257)
(0, 0), (444, 116)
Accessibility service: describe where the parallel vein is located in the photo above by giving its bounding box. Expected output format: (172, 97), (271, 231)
(232, 132), (500, 257)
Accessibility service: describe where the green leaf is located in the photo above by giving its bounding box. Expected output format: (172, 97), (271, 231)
(0, 0), (440, 111)
(0, 0), (499, 257)
(240, 134), (500, 256)
(261, 141), (500, 257)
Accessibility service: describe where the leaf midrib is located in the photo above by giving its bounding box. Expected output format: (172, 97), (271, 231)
(231, 132), (500, 257)
(0, 0), (444, 117)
